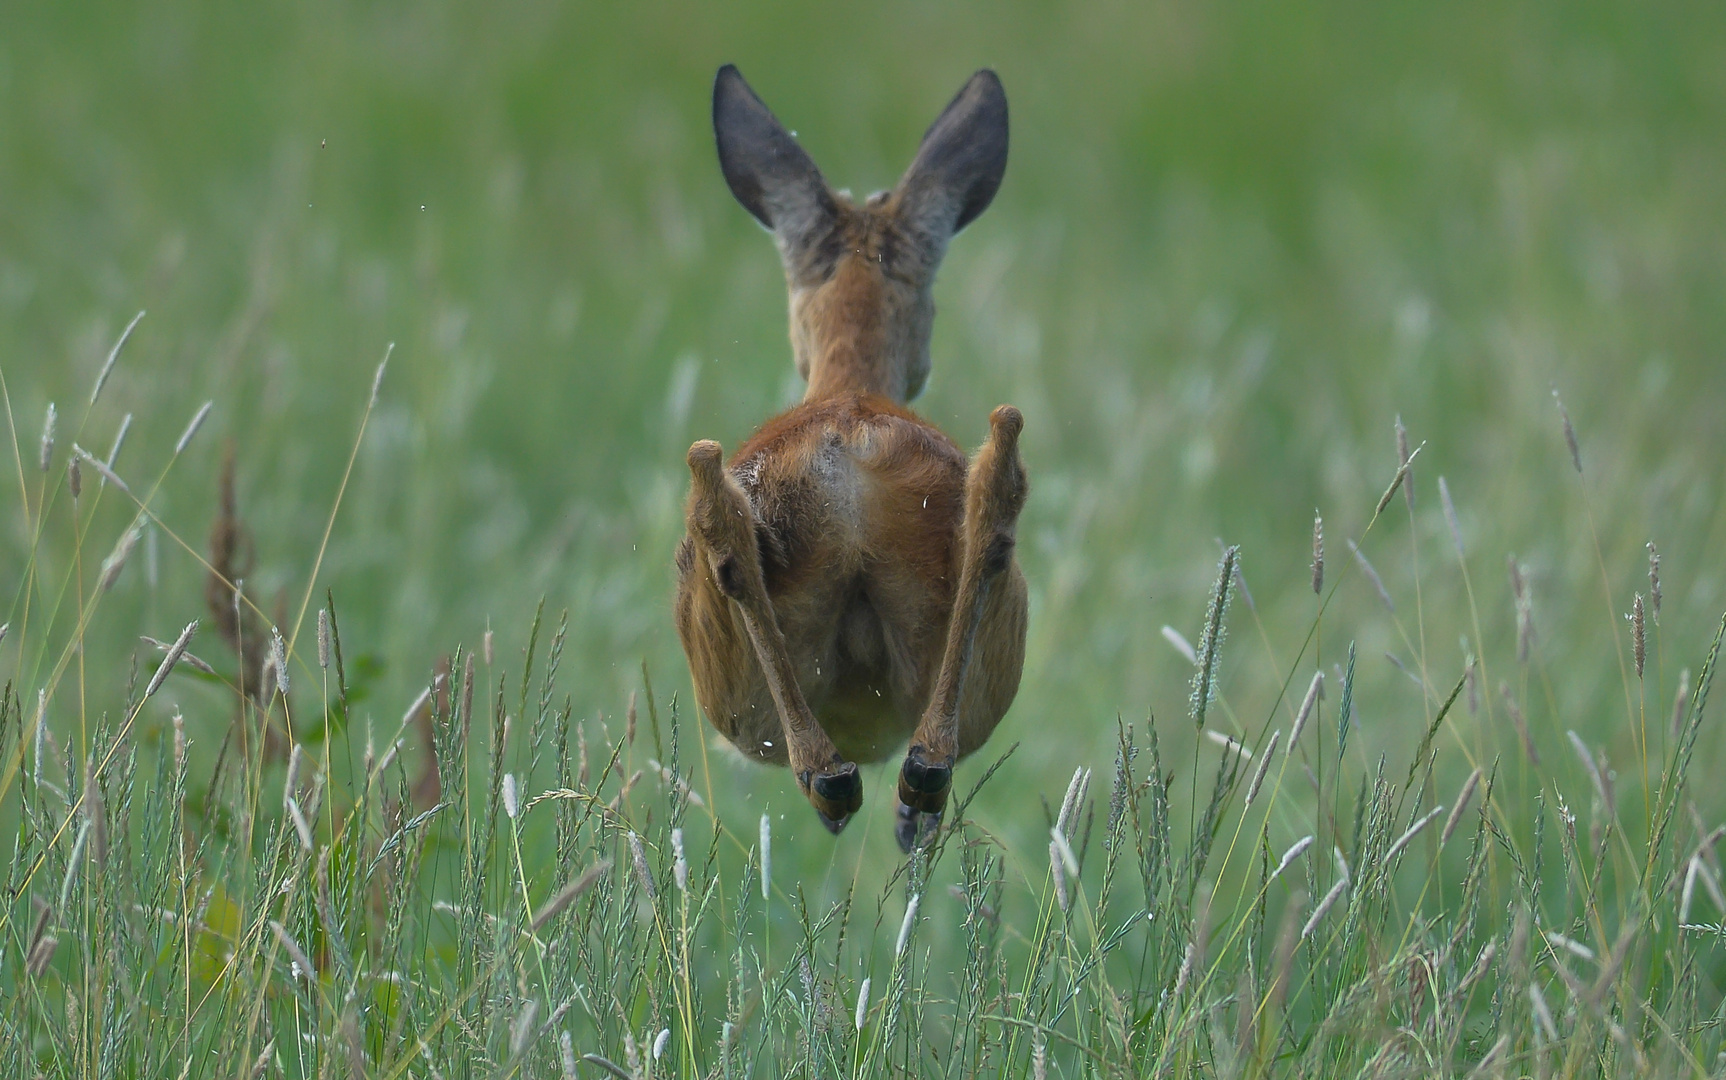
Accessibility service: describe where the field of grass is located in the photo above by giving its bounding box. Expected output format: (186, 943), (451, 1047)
(4, 0), (1726, 1075)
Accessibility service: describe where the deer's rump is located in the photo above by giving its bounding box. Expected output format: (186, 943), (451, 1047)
(686, 392), (971, 765)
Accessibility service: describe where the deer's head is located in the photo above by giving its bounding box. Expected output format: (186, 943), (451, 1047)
(714, 66), (1008, 404)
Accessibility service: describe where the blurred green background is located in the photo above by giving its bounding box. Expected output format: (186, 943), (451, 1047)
(4, 0), (1724, 866)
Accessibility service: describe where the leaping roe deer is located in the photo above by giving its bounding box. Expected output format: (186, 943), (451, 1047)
(676, 65), (1028, 850)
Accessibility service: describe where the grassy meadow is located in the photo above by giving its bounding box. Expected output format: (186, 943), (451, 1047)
(3, 0), (1726, 1075)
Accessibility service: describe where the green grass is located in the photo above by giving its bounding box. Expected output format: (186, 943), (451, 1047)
(3, 0), (1726, 1074)
(2, 412), (1724, 1075)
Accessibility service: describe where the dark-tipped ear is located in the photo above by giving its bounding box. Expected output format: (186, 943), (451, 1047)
(895, 70), (1008, 240)
(714, 65), (837, 249)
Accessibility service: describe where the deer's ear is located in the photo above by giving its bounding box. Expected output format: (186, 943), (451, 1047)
(714, 65), (837, 250)
(895, 70), (1009, 241)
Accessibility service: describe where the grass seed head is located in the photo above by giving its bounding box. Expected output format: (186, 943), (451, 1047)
(1191, 882), (1213, 970)
(1245, 730), (1280, 808)
(1384, 804), (1445, 863)
(559, 1032), (578, 1080)
(268, 627), (289, 697)
(1050, 839), (1071, 911)
(1442, 768), (1482, 846)
(1349, 539), (1394, 612)
(39, 402), (56, 471)
(1463, 644), (1479, 714)
(895, 893), (921, 955)
(284, 743), (303, 806)
(1470, 1035), (1510, 1078)
(1508, 556), (1535, 662)
(1553, 389), (1582, 473)
(1647, 541), (1662, 622)
(27, 932), (60, 979)
(1376, 441), (1421, 515)
(1272, 835), (1313, 881)
(628, 830), (655, 900)
(854, 977), (870, 1031)
(370, 343), (393, 408)
(248, 1041), (274, 1080)
(1697, 857), (1726, 913)
(1630, 593), (1646, 678)
(1567, 730), (1607, 805)
(27, 896), (52, 955)
(1302, 875), (1349, 941)
(1161, 625), (1196, 665)
(1289, 671), (1324, 753)
(68, 456), (81, 499)
(1051, 826), (1080, 878)
(1458, 942), (1497, 1000)
(759, 813), (772, 900)
(84, 759), (108, 865)
(145, 621), (199, 700)
(100, 526), (143, 591)
(141, 635), (215, 675)
(1269, 894), (1303, 1013)
(287, 798), (314, 850)
(91, 310), (145, 406)
(73, 443), (132, 495)
(60, 819), (90, 911)
(175, 400), (213, 456)
(32, 689), (47, 787)
(460, 651), (475, 735)
(1171, 940), (1196, 1000)
(1500, 683), (1539, 764)
(341, 1005), (366, 1077)
(269, 919), (316, 981)
(510, 1000), (540, 1061)
(1311, 512), (1324, 594)
(577, 721), (589, 787)
(106, 413), (133, 472)
(1056, 765), (1088, 837)
(1189, 545), (1237, 729)
(1530, 981), (1558, 1041)
(1439, 476), (1465, 558)
(1206, 730), (1250, 760)
(1395, 415), (1414, 509)
(317, 609), (330, 670)
(1546, 931), (1595, 962)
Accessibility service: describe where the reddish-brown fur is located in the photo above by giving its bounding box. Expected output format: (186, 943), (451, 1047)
(678, 66), (1025, 846)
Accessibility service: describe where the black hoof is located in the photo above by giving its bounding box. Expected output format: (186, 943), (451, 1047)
(801, 760), (864, 824)
(895, 801), (942, 852)
(819, 809), (852, 835)
(897, 746), (953, 815)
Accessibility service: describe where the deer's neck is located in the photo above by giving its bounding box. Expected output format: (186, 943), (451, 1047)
(792, 261), (927, 404)
(803, 338), (902, 401)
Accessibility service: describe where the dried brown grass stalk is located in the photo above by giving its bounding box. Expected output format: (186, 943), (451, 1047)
(208, 445), (267, 701)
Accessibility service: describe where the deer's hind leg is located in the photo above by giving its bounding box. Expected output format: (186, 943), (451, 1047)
(897, 405), (1029, 851)
(678, 440), (865, 831)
